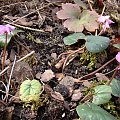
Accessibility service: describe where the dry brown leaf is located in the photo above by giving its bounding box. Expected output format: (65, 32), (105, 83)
(95, 73), (110, 81)
(41, 69), (55, 82)
(83, 80), (92, 88)
(51, 91), (64, 101)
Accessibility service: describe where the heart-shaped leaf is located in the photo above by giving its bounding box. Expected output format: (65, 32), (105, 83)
(92, 85), (112, 105)
(63, 33), (86, 45)
(20, 79), (42, 102)
(63, 10), (99, 32)
(56, 4), (99, 32)
(76, 103), (117, 120)
(111, 78), (120, 97)
(85, 36), (110, 53)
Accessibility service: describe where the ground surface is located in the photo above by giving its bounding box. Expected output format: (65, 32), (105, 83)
(0, 0), (120, 120)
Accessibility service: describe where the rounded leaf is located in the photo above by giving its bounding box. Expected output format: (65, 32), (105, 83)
(20, 79), (42, 102)
(85, 36), (110, 53)
(76, 103), (117, 120)
(92, 85), (112, 105)
(63, 33), (86, 45)
(111, 78), (120, 97)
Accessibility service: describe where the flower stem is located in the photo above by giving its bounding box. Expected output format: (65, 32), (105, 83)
(2, 32), (8, 81)
(107, 64), (120, 85)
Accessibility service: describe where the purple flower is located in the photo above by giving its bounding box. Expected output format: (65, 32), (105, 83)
(116, 52), (120, 63)
(0, 24), (15, 35)
(98, 15), (114, 31)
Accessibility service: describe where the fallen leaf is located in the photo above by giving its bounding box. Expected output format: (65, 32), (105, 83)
(41, 69), (55, 82)
(51, 91), (64, 101)
(95, 73), (110, 81)
(83, 80), (92, 88)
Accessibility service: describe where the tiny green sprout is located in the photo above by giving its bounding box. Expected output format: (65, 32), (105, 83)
(20, 79), (42, 103)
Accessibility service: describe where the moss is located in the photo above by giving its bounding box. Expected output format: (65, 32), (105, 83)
(80, 50), (107, 71)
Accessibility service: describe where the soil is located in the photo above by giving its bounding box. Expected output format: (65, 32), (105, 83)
(0, 0), (120, 120)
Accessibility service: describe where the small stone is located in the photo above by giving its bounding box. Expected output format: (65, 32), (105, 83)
(71, 89), (82, 101)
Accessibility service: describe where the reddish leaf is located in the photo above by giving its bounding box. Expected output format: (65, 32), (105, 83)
(56, 3), (81, 19)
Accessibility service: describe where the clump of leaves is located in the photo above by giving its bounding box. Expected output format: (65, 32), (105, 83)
(56, 3), (99, 32)
(63, 33), (110, 53)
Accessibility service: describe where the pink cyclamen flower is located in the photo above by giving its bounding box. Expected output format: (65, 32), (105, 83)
(98, 15), (114, 31)
(0, 24), (15, 35)
(116, 52), (120, 63)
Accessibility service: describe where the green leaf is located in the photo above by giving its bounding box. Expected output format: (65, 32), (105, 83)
(0, 34), (12, 47)
(92, 85), (112, 105)
(63, 33), (86, 45)
(111, 78), (120, 97)
(0, 29), (24, 47)
(76, 103), (117, 120)
(20, 79), (42, 102)
(113, 44), (120, 49)
(74, 0), (87, 9)
(85, 36), (110, 53)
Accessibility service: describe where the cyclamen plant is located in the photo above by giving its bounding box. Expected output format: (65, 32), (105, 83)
(56, 1), (119, 120)
(0, 24), (15, 75)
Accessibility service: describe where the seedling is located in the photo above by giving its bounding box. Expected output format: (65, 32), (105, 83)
(20, 79), (43, 110)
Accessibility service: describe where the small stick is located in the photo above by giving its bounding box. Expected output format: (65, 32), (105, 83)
(11, 3), (53, 23)
(32, 0), (43, 20)
(3, 21), (44, 32)
(2, 32), (8, 81)
(0, 51), (35, 76)
(5, 55), (16, 101)
(79, 57), (116, 80)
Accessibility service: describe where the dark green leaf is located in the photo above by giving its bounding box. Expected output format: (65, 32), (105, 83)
(92, 85), (112, 105)
(111, 78), (120, 97)
(85, 36), (110, 53)
(76, 103), (117, 120)
(63, 33), (86, 45)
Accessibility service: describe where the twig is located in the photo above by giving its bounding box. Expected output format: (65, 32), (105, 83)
(5, 55), (16, 101)
(11, 3), (53, 23)
(101, 5), (106, 16)
(0, 51), (35, 76)
(107, 64), (120, 85)
(87, 0), (93, 11)
(32, 0), (42, 20)
(3, 20), (44, 32)
(62, 46), (85, 70)
(79, 57), (116, 80)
